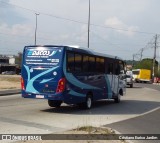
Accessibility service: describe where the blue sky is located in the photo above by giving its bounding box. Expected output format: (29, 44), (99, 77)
(0, 0), (160, 60)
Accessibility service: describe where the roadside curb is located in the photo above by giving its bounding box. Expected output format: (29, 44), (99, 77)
(0, 89), (21, 96)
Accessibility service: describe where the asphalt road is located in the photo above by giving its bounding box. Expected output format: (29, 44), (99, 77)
(134, 83), (160, 91)
(0, 89), (20, 96)
(106, 108), (160, 143)
(107, 83), (160, 143)
(0, 84), (160, 142)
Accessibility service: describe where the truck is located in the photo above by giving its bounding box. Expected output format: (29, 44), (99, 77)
(132, 69), (151, 83)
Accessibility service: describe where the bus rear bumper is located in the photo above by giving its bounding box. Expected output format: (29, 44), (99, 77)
(21, 91), (64, 101)
(21, 91), (86, 104)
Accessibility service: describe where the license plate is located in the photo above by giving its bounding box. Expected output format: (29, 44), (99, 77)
(36, 95), (44, 99)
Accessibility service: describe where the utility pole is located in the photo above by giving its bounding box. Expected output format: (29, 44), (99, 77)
(152, 34), (157, 81)
(87, 0), (90, 48)
(132, 54), (135, 69)
(158, 61), (160, 77)
(35, 13), (39, 45)
(140, 48), (143, 61)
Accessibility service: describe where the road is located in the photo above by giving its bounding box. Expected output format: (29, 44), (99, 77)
(134, 83), (160, 91)
(0, 84), (160, 141)
(107, 83), (160, 143)
(106, 108), (160, 143)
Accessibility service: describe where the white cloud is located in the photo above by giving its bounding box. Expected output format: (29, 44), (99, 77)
(0, 22), (33, 37)
(12, 24), (33, 36)
(0, 23), (34, 53)
(105, 17), (139, 36)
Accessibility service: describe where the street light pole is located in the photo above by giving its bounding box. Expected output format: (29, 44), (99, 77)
(87, 0), (90, 48)
(35, 13), (39, 45)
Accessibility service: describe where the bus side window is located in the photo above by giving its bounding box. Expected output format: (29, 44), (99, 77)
(88, 56), (96, 73)
(96, 57), (105, 73)
(119, 60), (125, 74)
(75, 54), (82, 72)
(109, 63), (113, 74)
(82, 55), (89, 72)
(67, 52), (74, 72)
(115, 63), (120, 75)
(100, 58), (105, 73)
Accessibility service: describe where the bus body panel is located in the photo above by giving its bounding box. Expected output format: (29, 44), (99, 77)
(62, 52), (113, 104)
(22, 66), (61, 94)
(21, 46), (65, 100)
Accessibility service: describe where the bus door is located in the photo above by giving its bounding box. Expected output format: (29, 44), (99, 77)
(106, 60), (119, 96)
(112, 61), (119, 95)
(107, 62), (114, 96)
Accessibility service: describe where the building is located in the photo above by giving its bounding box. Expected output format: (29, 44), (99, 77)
(0, 55), (16, 74)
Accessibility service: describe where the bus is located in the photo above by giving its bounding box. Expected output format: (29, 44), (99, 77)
(21, 45), (126, 109)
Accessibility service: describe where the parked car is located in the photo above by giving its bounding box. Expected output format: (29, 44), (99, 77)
(126, 74), (133, 88)
(1, 71), (15, 75)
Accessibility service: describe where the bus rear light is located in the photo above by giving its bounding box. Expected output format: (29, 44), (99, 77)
(21, 77), (25, 90)
(56, 78), (66, 93)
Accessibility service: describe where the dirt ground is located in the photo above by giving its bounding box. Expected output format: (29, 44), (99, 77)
(0, 75), (20, 90)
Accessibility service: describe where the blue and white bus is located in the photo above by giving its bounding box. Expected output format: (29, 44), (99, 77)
(21, 45), (126, 109)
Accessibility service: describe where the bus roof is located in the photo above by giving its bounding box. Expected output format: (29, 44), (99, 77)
(24, 45), (123, 61)
(66, 45), (123, 60)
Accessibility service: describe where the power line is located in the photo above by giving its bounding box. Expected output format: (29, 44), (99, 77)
(91, 23), (156, 35)
(90, 31), (144, 49)
(133, 34), (160, 62)
(0, 1), (158, 35)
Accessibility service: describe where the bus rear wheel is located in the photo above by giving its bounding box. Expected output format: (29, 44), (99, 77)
(85, 95), (92, 109)
(78, 95), (92, 109)
(48, 100), (62, 108)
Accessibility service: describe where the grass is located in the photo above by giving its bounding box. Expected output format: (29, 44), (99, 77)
(76, 126), (94, 134)
(0, 75), (20, 82)
(0, 75), (20, 90)
(71, 126), (128, 142)
(0, 87), (16, 89)
(75, 126), (114, 134)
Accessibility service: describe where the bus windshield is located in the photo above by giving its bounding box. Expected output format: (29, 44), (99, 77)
(24, 46), (64, 66)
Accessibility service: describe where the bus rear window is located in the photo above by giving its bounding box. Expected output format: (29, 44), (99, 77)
(24, 47), (63, 66)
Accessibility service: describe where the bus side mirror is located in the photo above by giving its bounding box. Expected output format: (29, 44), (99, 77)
(119, 74), (126, 80)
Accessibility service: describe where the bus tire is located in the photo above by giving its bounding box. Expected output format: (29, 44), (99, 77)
(130, 84), (133, 88)
(114, 94), (121, 103)
(48, 100), (62, 108)
(84, 95), (92, 109)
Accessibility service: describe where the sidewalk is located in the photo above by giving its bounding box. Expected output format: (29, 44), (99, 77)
(0, 89), (21, 96)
